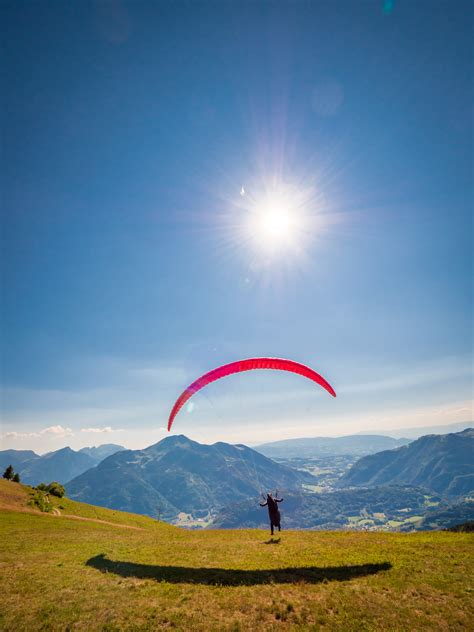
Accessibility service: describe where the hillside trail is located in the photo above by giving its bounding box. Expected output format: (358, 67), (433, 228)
(0, 503), (146, 530)
(0, 482), (145, 531)
(50, 511), (146, 530)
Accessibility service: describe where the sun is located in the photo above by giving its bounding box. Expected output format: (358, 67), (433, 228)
(221, 175), (325, 267)
(256, 200), (293, 244)
(246, 188), (303, 252)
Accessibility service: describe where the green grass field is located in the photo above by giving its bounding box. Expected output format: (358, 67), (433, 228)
(0, 480), (472, 631)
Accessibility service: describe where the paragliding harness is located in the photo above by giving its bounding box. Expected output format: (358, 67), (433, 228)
(260, 490), (283, 536)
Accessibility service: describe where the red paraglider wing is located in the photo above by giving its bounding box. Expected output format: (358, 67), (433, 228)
(167, 357), (336, 431)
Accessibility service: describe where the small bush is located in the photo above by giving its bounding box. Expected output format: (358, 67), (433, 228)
(28, 490), (52, 513)
(12, 473), (21, 483)
(35, 482), (66, 497)
(47, 482), (65, 498)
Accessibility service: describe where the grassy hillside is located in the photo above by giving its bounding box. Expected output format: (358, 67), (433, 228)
(0, 480), (473, 631)
(0, 477), (162, 530)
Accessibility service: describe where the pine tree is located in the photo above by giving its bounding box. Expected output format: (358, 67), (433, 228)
(12, 472), (21, 483)
(2, 465), (14, 480)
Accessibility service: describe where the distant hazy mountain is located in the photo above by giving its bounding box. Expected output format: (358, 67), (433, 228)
(338, 429), (474, 497)
(19, 447), (97, 486)
(66, 435), (315, 521)
(0, 449), (39, 472)
(78, 444), (126, 462)
(359, 421), (473, 440)
(254, 435), (410, 459)
(0, 444), (126, 486)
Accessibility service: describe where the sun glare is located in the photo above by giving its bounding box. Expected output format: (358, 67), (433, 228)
(246, 188), (304, 253)
(220, 174), (327, 271)
(255, 198), (293, 243)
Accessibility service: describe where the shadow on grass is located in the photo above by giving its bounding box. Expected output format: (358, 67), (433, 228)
(86, 554), (391, 586)
(264, 537), (281, 544)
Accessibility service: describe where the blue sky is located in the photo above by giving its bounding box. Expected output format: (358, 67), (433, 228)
(1, 1), (472, 452)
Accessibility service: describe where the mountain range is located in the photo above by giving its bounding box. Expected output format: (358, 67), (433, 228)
(77, 444), (125, 462)
(338, 429), (474, 497)
(66, 435), (315, 521)
(0, 444), (125, 486)
(4, 427), (472, 530)
(255, 434), (410, 459)
(214, 429), (474, 530)
(0, 450), (39, 471)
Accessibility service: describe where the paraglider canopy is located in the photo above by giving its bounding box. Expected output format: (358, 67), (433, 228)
(167, 357), (336, 431)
